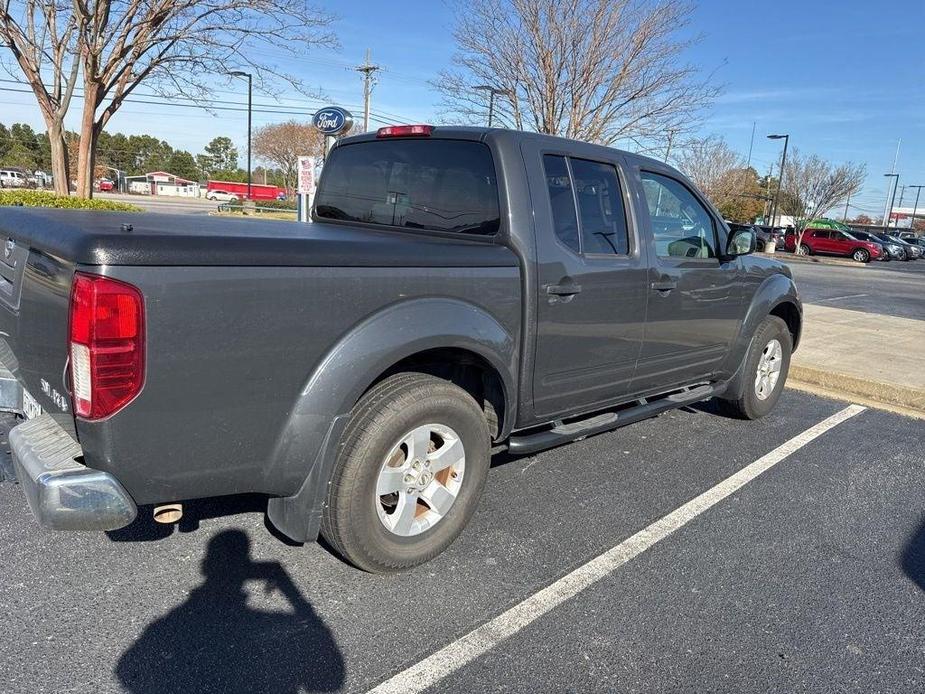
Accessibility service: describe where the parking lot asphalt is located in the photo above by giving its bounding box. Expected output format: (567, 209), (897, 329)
(1, 389), (922, 693)
(96, 191), (218, 215)
(786, 258), (925, 320)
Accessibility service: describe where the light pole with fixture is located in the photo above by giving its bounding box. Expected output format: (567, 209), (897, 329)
(228, 71), (253, 200)
(474, 85), (511, 127)
(767, 134), (789, 226)
(907, 185), (924, 232)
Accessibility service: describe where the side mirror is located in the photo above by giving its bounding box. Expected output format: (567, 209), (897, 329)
(725, 227), (756, 257)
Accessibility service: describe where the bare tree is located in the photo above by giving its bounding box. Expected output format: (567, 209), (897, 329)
(675, 135), (742, 202)
(1, 0), (80, 193)
(673, 135), (766, 220)
(780, 149), (866, 251)
(253, 120), (324, 193)
(3, 0), (336, 197)
(436, 0), (717, 151)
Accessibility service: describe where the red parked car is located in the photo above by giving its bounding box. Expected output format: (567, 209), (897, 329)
(785, 227), (883, 263)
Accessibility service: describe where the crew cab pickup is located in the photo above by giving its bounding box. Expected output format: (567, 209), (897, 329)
(0, 126), (801, 573)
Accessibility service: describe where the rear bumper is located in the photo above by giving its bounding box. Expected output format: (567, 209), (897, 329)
(10, 414), (136, 531)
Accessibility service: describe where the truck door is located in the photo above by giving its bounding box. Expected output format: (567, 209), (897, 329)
(630, 168), (744, 393)
(524, 144), (648, 419)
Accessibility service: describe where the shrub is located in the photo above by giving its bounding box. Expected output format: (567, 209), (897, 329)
(0, 189), (141, 212)
(218, 200), (297, 214)
(252, 198), (297, 211)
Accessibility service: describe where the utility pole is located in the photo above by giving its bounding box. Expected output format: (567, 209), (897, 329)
(228, 71), (253, 200)
(354, 49), (381, 132)
(843, 193), (851, 223)
(664, 129), (679, 163)
(745, 121), (756, 170)
(896, 185), (906, 226)
(764, 163), (774, 223)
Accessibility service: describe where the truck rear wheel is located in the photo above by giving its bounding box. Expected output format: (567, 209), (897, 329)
(320, 373), (490, 573)
(718, 316), (792, 420)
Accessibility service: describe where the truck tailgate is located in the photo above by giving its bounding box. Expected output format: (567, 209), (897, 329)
(0, 239), (75, 423)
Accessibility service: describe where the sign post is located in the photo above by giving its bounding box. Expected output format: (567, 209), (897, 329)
(299, 106), (353, 223)
(296, 156), (316, 223)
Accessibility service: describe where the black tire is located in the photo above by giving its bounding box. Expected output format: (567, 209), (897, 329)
(717, 316), (792, 420)
(797, 243), (812, 256)
(321, 373), (490, 573)
(852, 248), (870, 263)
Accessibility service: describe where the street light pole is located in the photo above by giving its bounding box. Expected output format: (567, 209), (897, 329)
(767, 134), (789, 226)
(883, 173), (899, 229)
(228, 71), (253, 200)
(474, 85), (511, 127)
(907, 185), (923, 233)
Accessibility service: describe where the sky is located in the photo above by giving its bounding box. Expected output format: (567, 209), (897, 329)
(2, 0), (923, 218)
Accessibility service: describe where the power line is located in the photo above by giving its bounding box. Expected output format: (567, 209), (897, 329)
(0, 78), (421, 125)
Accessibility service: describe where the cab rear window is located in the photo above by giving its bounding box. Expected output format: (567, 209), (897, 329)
(314, 139), (500, 235)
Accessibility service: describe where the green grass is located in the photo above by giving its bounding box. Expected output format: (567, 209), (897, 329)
(212, 210), (297, 221)
(0, 189), (141, 212)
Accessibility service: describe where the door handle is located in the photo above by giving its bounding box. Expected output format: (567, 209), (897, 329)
(546, 283), (582, 296)
(650, 279), (677, 292)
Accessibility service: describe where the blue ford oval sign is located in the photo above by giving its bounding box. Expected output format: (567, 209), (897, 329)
(312, 107), (353, 136)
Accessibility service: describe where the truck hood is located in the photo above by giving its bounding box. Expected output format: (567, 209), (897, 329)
(0, 208), (518, 268)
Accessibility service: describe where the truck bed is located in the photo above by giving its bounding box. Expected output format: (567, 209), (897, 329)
(0, 208), (518, 267)
(0, 208), (521, 505)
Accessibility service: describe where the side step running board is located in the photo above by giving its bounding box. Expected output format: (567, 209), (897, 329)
(507, 384), (716, 456)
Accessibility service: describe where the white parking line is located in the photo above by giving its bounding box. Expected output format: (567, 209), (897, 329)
(815, 293), (868, 303)
(368, 404), (867, 694)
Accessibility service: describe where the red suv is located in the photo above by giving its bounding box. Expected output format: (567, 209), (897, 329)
(785, 227), (883, 263)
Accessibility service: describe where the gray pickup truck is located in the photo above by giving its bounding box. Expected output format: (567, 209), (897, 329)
(0, 126), (801, 572)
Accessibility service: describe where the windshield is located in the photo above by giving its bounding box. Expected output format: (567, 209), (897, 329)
(314, 139), (501, 235)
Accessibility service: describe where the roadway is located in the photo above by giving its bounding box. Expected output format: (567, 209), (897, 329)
(1, 389), (922, 693)
(96, 191), (218, 216)
(785, 258), (925, 320)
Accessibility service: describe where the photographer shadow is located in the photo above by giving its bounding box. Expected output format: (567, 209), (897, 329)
(116, 529), (345, 693)
(901, 516), (925, 592)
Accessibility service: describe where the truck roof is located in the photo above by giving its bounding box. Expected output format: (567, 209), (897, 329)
(340, 126), (666, 169)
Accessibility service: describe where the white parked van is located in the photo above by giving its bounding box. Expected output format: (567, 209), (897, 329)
(0, 170), (27, 188)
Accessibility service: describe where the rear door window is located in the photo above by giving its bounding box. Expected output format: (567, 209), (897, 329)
(543, 155), (580, 252)
(314, 139), (500, 235)
(570, 158), (629, 255)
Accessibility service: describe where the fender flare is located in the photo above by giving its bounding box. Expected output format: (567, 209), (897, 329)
(720, 274), (802, 400)
(266, 297), (518, 542)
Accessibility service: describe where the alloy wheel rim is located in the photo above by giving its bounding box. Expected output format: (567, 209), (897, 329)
(754, 338), (783, 400)
(375, 423), (466, 537)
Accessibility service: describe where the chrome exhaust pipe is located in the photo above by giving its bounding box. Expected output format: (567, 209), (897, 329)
(153, 503), (183, 524)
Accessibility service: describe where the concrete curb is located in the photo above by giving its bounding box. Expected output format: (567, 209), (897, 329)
(788, 364), (925, 419)
(779, 254), (866, 269)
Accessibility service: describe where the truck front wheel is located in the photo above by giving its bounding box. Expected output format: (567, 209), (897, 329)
(718, 315), (792, 420)
(321, 373), (490, 573)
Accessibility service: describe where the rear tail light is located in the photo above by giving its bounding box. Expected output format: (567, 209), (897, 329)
(69, 273), (145, 420)
(376, 124), (433, 138)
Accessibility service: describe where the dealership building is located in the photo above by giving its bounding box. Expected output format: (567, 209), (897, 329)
(126, 171), (201, 197)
